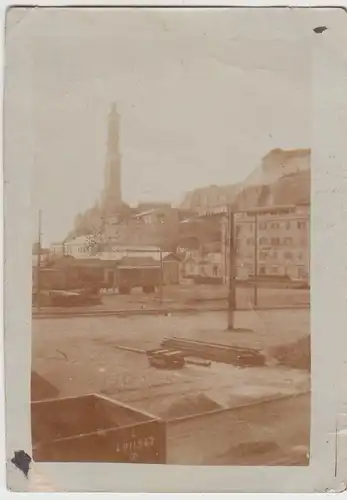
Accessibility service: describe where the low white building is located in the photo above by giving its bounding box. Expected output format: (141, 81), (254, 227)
(54, 237), (171, 263)
(51, 235), (99, 259)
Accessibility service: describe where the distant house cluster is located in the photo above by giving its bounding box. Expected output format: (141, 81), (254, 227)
(179, 204), (309, 282)
(179, 149), (311, 283)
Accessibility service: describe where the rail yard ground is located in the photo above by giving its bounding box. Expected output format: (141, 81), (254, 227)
(32, 308), (310, 464)
(32, 308), (310, 409)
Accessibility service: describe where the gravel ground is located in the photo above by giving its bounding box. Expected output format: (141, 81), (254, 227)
(32, 309), (310, 417)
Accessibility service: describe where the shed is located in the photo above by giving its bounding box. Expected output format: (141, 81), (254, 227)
(162, 253), (182, 285)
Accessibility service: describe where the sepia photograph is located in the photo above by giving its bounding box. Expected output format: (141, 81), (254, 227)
(28, 6), (311, 467)
(4, 4), (347, 492)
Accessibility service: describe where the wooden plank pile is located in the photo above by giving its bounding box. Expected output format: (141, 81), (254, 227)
(145, 348), (212, 369)
(161, 336), (266, 367)
(146, 348), (185, 369)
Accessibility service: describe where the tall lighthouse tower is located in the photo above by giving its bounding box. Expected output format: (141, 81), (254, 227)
(101, 103), (122, 214)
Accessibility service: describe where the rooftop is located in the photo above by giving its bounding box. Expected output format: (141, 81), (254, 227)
(118, 256), (160, 268)
(133, 208), (164, 218)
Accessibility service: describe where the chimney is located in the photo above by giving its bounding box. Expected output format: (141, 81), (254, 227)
(102, 103), (122, 213)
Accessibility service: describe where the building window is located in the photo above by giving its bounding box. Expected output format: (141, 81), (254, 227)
(284, 237), (293, 246)
(297, 251), (303, 261)
(247, 238), (254, 245)
(259, 266), (266, 274)
(286, 221), (291, 230)
(259, 222), (267, 230)
(271, 222), (280, 229)
(270, 266), (278, 274)
(271, 237), (280, 246)
(284, 251), (293, 260)
(259, 250), (267, 260)
(297, 221), (306, 229)
(259, 237), (268, 245)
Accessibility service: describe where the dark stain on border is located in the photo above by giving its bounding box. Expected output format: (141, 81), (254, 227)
(11, 450), (31, 478)
(313, 26), (328, 34)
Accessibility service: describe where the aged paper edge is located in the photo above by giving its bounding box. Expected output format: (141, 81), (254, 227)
(2, 2), (347, 493)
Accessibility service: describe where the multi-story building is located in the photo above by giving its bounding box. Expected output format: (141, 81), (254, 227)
(221, 203), (310, 281)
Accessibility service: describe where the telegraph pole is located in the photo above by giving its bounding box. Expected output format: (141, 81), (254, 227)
(223, 213), (229, 285)
(36, 209), (42, 312)
(159, 248), (163, 305)
(227, 207), (236, 331)
(62, 237), (67, 256)
(253, 211), (258, 307)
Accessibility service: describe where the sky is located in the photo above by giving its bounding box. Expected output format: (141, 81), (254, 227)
(5, 7), (314, 245)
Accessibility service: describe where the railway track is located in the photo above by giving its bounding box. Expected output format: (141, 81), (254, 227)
(32, 304), (309, 320)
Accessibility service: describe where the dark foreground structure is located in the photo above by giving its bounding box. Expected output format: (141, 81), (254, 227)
(32, 394), (166, 463)
(31, 391), (310, 465)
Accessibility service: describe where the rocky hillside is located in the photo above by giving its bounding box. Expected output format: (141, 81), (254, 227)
(243, 148), (310, 188)
(179, 184), (241, 211)
(180, 148), (311, 212)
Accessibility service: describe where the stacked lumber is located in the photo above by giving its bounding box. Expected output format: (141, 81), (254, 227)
(161, 336), (266, 367)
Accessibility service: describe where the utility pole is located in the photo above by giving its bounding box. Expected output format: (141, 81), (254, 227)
(253, 211), (258, 307)
(227, 207), (236, 331)
(36, 209), (42, 312)
(62, 237), (66, 256)
(159, 248), (163, 305)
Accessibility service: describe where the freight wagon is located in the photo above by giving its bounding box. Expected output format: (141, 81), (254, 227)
(31, 392), (309, 466)
(33, 267), (104, 291)
(32, 394), (166, 463)
(116, 260), (161, 294)
(32, 267), (102, 306)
